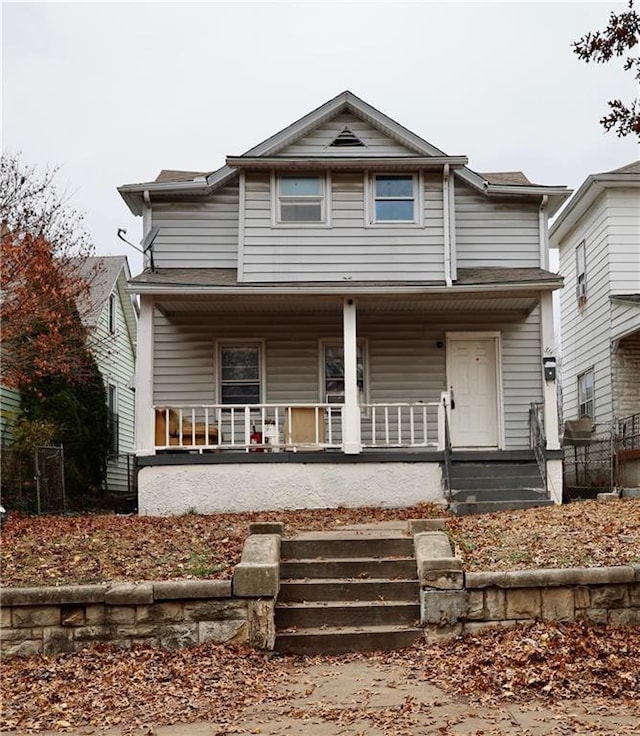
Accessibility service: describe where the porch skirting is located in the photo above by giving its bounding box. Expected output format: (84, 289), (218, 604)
(137, 458), (445, 515)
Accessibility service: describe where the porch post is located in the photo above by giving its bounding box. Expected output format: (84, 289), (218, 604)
(540, 291), (560, 450)
(135, 295), (155, 455)
(342, 298), (362, 454)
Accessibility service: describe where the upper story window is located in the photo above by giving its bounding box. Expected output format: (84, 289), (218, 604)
(277, 175), (325, 223)
(373, 174), (416, 223)
(219, 344), (262, 405)
(576, 240), (587, 301)
(578, 368), (594, 420)
(108, 293), (117, 334)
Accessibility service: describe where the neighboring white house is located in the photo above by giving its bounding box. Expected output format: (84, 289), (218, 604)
(550, 161), (640, 489)
(79, 256), (138, 495)
(118, 91), (571, 515)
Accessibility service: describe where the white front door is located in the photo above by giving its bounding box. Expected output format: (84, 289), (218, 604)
(447, 335), (501, 448)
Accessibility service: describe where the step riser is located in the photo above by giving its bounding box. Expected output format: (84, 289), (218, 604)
(276, 603), (419, 629)
(281, 538), (413, 559)
(275, 629), (423, 655)
(279, 580), (419, 602)
(280, 559), (417, 580)
(450, 477), (543, 491)
(451, 490), (548, 501)
(449, 463), (540, 479)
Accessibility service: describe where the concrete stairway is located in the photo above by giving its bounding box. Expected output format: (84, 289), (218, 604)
(274, 528), (423, 655)
(449, 455), (552, 515)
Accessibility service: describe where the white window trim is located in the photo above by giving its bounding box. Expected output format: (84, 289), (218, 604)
(365, 171), (423, 227)
(577, 367), (595, 420)
(108, 293), (117, 334)
(271, 172), (332, 228)
(576, 240), (587, 302)
(215, 339), (266, 404)
(319, 338), (369, 406)
(107, 382), (118, 462)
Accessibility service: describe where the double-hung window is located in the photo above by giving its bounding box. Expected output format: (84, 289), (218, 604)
(219, 344), (262, 405)
(373, 174), (416, 223)
(576, 240), (587, 301)
(322, 341), (366, 404)
(578, 368), (594, 420)
(277, 175), (324, 223)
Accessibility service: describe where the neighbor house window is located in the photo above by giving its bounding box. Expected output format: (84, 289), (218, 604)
(578, 368), (594, 419)
(321, 341), (366, 404)
(576, 241), (587, 300)
(278, 175), (324, 223)
(219, 344), (262, 404)
(373, 174), (415, 222)
(107, 383), (119, 459)
(108, 293), (117, 334)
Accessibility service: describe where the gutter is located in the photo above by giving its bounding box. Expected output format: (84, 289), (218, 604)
(126, 280), (564, 297)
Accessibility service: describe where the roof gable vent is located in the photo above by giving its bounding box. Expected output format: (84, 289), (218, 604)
(329, 127), (365, 147)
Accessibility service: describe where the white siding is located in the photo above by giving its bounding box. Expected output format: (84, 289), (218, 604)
(455, 182), (541, 267)
(242, 172), (446, 282)
(152, 306), (542, 450)
(151, 183), (239, 268)
(558, 193), (613, 425)
(280, 112), (418, 157)
(91, 275), (137, 494)
(0, 384), (21, 444)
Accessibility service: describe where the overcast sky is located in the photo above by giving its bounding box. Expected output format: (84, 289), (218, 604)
(3, 1), (639, 275)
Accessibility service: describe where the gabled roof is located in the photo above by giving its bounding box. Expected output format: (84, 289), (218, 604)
(550, 159), (640, 243)
(118, 90), (570, 216)
(76, 256), (138, 350)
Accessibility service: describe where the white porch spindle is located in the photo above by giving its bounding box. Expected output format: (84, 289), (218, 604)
(342, 298), (362, 454)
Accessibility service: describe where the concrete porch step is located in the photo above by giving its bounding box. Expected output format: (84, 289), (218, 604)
(274, 624), (423, 655)
(452, 488), (547, 502)
(450, 497), (554, 515)
(450, 475), (544, 491)
(278, 578), (419, 602)
(449, 461), (541, 478)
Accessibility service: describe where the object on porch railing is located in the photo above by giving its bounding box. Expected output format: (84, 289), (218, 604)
(283, 407), (326, 450)
(529, 402), (547, 490)
(155, 408), (222, 447)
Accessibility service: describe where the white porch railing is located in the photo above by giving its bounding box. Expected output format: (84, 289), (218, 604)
(153, 401), (443, 453)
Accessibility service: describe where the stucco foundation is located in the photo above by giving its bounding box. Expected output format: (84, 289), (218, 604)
(138, 461), (445, 515)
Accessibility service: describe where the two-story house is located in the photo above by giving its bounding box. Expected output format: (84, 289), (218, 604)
(119, 91), (570, 515)
(550, 161), (640, 492)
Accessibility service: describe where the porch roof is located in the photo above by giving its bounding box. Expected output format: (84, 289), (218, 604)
(128, 267), (562, 295)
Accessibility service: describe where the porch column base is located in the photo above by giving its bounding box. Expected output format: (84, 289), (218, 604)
(343, 441), (362, 455)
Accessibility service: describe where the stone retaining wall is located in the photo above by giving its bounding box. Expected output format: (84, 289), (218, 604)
(1, 580), (276, 659)
(415, 529), (640, 640)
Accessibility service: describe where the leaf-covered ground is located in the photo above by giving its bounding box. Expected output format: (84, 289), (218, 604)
(1, 622), (639, 733)
(1, 499), (639, 588)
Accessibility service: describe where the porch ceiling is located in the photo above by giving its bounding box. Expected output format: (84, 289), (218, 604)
(154, 292), (540, 317)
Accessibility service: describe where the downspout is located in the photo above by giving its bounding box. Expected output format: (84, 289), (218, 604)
(538, 195), (549, 270)
(442, 164), (452, 286)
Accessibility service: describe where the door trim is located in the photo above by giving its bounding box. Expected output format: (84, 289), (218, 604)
(445, 331), (505, 450)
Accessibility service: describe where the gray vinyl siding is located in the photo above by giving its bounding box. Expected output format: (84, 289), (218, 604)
(606, 189), (640, 294)
(558, 193), (613, 425)
(280, 112), (418, 157)
(92, 275), (137, 494)
(454, 181), (541, 267)
(152, 306), (542, 450)
(151, 182), (239, 268)
(242, 172), (445, 282)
